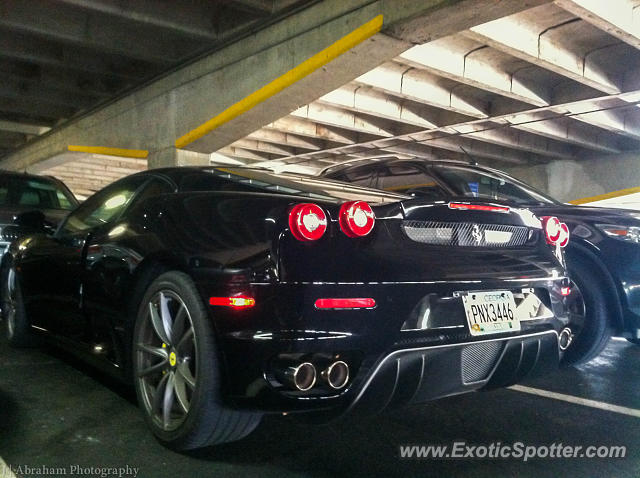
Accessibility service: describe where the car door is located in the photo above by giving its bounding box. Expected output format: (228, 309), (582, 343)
(80, 175), (175, 365)
(38, 176), (149, 341)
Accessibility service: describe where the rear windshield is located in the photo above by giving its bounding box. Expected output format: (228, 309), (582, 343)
(180, 168), (407, 204)
(0, 176), (77, 210)
(434, 166), (556, 206)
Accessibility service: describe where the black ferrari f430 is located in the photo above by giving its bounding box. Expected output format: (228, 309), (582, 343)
(2, 167), (572, 450)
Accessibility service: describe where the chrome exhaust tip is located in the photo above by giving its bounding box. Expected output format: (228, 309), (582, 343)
(321, 361), (350, 390)
(274, 361), (317, 391)
(559, 327), (573, 351)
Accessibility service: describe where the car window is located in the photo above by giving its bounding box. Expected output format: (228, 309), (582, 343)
(434, 166), (555, 205)
(0, 178), (8, 206)
(59, 176), (148, 234)
(56, 190), (74, 209)
(181, 173), (255, 193)
(327, 165), (377, 188)
(134, 177), (174, 202)
(125, 177), (175, 211)
(377, 165), (446, 199)
(6, 177), (77, 210)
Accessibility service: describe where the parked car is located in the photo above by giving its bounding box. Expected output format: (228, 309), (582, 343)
(3, 166), (571, 450)
(320, 156), (640, 363)
(0, 171), (78, 256)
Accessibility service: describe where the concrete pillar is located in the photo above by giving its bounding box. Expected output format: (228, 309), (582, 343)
(147, 147), (210, 169)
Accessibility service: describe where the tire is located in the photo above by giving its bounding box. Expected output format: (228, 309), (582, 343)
(132, 271), (261, 450)
(562, 259), (613, 366)
(3, 266), (36, 347)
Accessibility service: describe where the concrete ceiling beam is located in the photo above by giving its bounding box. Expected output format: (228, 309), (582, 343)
(231, 138), (298, 156)
(291, 102), (414, 138)
(318, 85), (441, 129)
(218, 146), (282, 162)
(464, 127), (577, 159)
(420, 135), (541, 164)
(464, 11), (622, 94)
(356, 63), (489, 118)
(555, 0), (640, 49)
(558, 104), (640, 140)
(246, 129), (324, 150)
(507, 115), (623, 153)
(399, 41), (552, 107)
(265, 117), (360, 144)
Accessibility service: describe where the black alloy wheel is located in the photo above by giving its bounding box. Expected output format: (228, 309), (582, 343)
(133, 271), (261, 450)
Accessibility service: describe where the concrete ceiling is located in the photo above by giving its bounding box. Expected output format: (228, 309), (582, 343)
(0, 0), (317, 158)
(218, 0), (640, 173)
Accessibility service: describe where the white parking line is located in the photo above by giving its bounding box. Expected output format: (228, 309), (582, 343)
(509, 385), (640, 418)
(0, 457), (16, 478)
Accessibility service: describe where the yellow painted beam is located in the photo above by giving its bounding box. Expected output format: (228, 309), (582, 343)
(175, 14), (384, 149)
(68, 145), (149, 159)
(569, 186), (640, 205)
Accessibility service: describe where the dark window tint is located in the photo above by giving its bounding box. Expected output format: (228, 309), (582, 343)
(56, 190), (74, 209)
(132, 177), (174, 205)
(329, 166), (377, 188)
(0, 177), (10, 206)
(377, 165), (446, 199)
(0, 176), (77, 210)
(59, 176), (147, 234)
(181, 173), (257, 194)
(435, 166), (554, 205)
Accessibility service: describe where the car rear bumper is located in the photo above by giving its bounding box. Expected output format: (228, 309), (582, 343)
(196, 277), (569, 415)
(345, 330), (558, 417)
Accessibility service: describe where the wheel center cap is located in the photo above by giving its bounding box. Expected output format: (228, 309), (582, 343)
(169, 351), (177, 367)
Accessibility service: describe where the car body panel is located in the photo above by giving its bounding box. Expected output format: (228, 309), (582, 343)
(4, 166), (570, 417)
(321, 157), (640, 339)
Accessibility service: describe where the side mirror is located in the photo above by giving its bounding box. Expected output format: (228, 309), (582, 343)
(13, 210), (47, 231)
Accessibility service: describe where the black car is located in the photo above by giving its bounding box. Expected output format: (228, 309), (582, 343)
(2, 166), (571, 450)
(0, 171), (78, 255)
(321, 156), (640, 364)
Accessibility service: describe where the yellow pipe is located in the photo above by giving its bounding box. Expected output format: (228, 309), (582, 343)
(175, 14), (384, 149)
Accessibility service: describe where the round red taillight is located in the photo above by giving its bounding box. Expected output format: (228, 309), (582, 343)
(542, 216), (562, 244)
(558, 222), (570, 248)
(288, 203), (327, 241)
(339, 201), (375, 237)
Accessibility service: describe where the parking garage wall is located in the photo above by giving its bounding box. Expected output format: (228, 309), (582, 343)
(504, 154), (640, 204)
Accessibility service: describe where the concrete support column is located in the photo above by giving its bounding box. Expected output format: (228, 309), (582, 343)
(147, 147), (210, 169)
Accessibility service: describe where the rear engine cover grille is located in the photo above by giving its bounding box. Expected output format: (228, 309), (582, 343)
(402, 221), (529, 247)
(461, 341), (504, 383)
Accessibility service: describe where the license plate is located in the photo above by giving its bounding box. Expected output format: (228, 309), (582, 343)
(462, 290), (520, 336)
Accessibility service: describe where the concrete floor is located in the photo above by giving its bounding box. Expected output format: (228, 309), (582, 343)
(1, 336), (638, 478)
